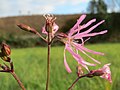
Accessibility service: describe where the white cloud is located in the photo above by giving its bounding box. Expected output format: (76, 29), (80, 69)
(0, 0), (90, 17)
(107, 7), (120, 13)
(0, 0), (12, 16)
(33, 5), (55, 14)
(37, 0), (90, 5)
(67, 0), (90, 5)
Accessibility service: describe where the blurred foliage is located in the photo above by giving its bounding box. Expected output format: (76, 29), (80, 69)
(97, 0), (107, 14)
(0, 44), (120, 90)
(88, 0), (107, 14)
(0, 13), (120, 48)
(88, 0), (97, 14)
(0, 35), (46, 48)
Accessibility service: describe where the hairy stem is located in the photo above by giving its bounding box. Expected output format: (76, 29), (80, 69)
(46, 30), (51, 90)
(11, 72), (26, 90)
(68, 74), (88, 90)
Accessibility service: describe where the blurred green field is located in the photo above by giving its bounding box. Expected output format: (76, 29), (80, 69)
(0, 43), (120, 90)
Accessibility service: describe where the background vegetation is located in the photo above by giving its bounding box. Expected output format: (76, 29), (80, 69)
(0, 44), (119, 90)
(0, 13), (120, 47)
(0, 0), (119, 90)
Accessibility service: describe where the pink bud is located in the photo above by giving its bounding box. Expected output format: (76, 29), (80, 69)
(17, 23), (37, 34)
(90, 70), (104, 76)
(57, 33), (68, 39)
(1, 43), (11, 56)
(76, 65), (84, 77)
(88, 64), (112, 83)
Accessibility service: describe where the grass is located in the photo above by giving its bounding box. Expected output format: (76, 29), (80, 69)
(0, 43), (120, 90)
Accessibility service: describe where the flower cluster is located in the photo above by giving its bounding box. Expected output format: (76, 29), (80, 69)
(41, 14), (112, 83)
(17, 14), (112, 90)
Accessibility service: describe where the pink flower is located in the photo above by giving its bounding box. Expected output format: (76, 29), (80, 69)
(100, 63), (112, 83)
(57, 15), (107, 73)
(89, 64), (112, 83)
(42, 14), (59, 38)
(42, 23), (59, 36)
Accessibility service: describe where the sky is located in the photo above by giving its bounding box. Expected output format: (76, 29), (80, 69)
(0, 0), (119, 17)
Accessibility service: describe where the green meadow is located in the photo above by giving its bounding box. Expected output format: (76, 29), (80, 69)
(0, 43), (120, 90)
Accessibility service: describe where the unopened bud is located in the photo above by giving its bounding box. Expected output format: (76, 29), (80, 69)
(1, 43), (11, 56)
(87, 64), (112, 83)
(76, 65), (84, 77)
(0, 64), (7, 70)
(44, 14), (56, 33)
(57, 33), (68, 39)
(87, 70), (104, 78)
(91, 70), (104, 76)
(1, 56), (11, 62)
(17, 23), (37, 34)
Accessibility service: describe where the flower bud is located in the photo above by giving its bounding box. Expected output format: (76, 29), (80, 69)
(44, 14), (57, 33)
(87, 64), (112, 83)
(17, 23), (37, 34)
(1, 56), (11, 62)
(56, 33), (68, 39)
(90, 70), (104, 76)
(1, 43), (11, 56)
(0, 64), (7, 70)
(76, 65), (84, 77)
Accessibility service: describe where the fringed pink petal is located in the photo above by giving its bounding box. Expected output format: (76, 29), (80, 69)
(69, 26), (83, 37)
(81, 30), (107, 38)
(100, 63), (112, 83)
(65, 44), (80, 63)
(83, 19), (96, 29)
(69, 18), (96, 37)
(82, 51), (101, 64)
(72, 15), (86, 30)
(73, 43), (101, 64)
(70, 19), (104, 37)
(66, 44), (95, 66)
(79, 62), (89, 71)
(81, 20), (105, 35)
(74, 30), (107, 39)
(65, 44), (96, 71)
(69, 15), (86, 35)
(81, 37), (90, 45)
(102, 63), (111, 73)
(53, 23), (59, 34)
(42, 26), (48, 35)
(80, 45), (104, 55)
(79, 55), (96, 66)
(64, 48), (72, 73)
(71, 18), (96, 36)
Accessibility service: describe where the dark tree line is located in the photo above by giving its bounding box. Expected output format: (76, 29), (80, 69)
(88, 0), (107, 14)
(88, 0), (120, 14)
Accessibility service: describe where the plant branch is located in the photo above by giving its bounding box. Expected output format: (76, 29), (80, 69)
(11, 72), (26, 90)
(48, 36), (56, 45)
(36, 32), (47, 42)
(68, 74), (89, 90)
